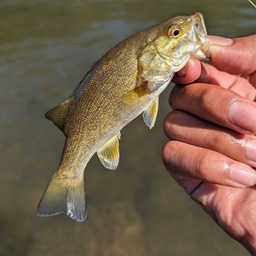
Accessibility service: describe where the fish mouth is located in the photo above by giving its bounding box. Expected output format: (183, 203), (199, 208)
(190, 12), (210, 60)
(193, 39), (210, 60)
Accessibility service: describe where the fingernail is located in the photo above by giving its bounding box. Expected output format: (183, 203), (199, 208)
(246, 139), (256, 162)
(209, 35), (234, 46)
(230, 163), (256, 186)
(229, 100), (256, 133)
(175, 63), (189, 77)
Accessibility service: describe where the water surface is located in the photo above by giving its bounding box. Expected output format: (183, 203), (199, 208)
(1, 0), (255, 255)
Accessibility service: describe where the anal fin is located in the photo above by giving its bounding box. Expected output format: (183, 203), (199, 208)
(142, 97), (159, 129)
(97, 132), (121, 170)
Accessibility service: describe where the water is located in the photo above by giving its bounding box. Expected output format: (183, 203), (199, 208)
(1, 0), (255, 255)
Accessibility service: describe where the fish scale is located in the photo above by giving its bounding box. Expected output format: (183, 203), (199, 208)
(37, 12), (210, 222)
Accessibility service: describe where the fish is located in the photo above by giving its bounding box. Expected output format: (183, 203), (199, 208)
(37, 12), (210, 222)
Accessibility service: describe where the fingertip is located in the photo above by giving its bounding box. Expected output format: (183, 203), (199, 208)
(161, 141), (173, 169)
(162, 113), (170, 136)
(208, 36), (233, 61)
(228, 100), (256, 134)
(173, 59), (202, 84)
(209, 35), (234, 46)
(209, 35), (256, 76)
(229, 163), (256, 187)
(175, 63), (188, 77)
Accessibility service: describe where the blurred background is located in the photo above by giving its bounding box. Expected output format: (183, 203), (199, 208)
(1, 0), (256, 255)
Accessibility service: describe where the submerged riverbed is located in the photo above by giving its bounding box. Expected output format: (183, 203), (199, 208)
(1, 0), (255, 255)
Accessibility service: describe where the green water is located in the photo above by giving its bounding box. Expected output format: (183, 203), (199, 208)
(1, 0), (255, 255)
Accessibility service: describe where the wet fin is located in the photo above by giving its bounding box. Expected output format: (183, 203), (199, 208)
(97, 132), (121, 170)
(45, 97), (73, 133)
(142, 97), (159, 129)
(37, 173), (86, 222)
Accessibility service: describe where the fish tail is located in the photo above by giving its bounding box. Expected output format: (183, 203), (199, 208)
(37, 173), (87, 222)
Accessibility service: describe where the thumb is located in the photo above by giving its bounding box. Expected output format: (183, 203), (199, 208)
(209, 35), (256, 80)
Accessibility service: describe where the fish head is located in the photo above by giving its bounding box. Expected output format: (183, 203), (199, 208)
(152, 12), (210, 72)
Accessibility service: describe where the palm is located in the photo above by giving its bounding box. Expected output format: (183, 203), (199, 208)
(195, 183), (256, 253)
(162, 35), (256, 254)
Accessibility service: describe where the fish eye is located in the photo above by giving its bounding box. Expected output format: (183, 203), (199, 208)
(167, 25), (182, 38)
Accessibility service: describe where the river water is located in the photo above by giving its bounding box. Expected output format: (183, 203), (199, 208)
(1, 0), (256, 255)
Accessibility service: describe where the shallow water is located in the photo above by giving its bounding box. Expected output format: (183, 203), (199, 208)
(1, 0), (256, 255)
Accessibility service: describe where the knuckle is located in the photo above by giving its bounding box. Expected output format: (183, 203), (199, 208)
(199, 86), (220, 110)
(162, 141), (184, 172)
(212, 131), (226, 147)
(196, 150), (213, 178)
(163, 112), (178, 138)
(161, 141), (175, 168)
(169, 85), (182, 108)
(162, 141), (177, 159)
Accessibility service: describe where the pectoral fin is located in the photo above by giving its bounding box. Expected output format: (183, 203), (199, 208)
(97, 132), (121, 170)
(142, 97), (159, 129)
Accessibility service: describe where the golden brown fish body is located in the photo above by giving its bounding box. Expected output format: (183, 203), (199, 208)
(37, 13), (210, 221)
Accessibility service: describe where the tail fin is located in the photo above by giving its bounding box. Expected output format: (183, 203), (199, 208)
(37, 173), (87, 222)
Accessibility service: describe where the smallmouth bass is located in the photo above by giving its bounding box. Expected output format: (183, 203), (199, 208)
(37, 13), (210, 222)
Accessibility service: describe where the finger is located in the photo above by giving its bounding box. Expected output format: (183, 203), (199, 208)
(173, 61), (212, 85)
(210, 35), (256, 87)
(162, 140), (256, 192)
(174, 61), (256, 100)
(196, 63), (256, 100)
(173, 59), (202, 84)
(164, 110), (256, 168)
(169, 83), (256, 134)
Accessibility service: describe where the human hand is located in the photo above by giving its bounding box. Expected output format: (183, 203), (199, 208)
(162, 35), (256, 254)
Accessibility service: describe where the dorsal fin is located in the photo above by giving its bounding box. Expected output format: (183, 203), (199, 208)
(45, 97), (73, 133)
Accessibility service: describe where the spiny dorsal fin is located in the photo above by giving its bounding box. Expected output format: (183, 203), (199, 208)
(142, 97), (159, 129)
(45, 97), (73, 133)
(97, 132), (121, 170)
